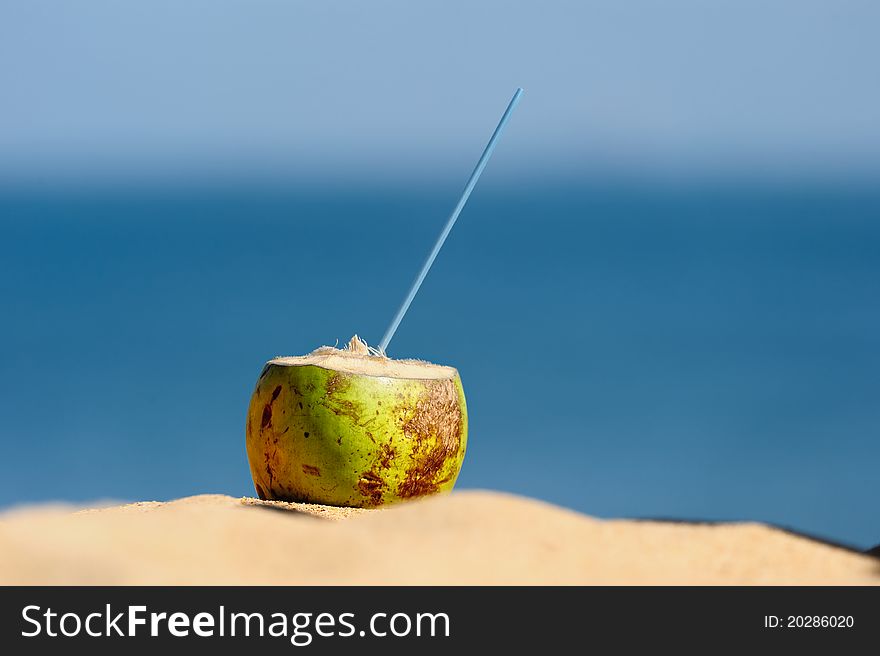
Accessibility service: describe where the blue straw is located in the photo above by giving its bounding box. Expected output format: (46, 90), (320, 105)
(378, 87), (523, 354)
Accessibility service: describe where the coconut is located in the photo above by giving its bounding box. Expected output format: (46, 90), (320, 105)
(245, 336), (468, 507)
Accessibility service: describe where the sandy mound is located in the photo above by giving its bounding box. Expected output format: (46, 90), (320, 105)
(0, 491), (876, 585)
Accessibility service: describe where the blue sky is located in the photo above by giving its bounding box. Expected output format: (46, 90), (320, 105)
(2, 1), (879, 185)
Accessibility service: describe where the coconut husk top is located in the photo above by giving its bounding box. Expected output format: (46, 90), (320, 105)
(269, 335), (457, 380)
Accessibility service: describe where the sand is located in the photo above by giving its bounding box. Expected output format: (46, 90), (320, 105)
(0, 491), (876, 585)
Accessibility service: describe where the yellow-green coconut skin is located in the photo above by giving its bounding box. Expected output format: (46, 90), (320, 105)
(245, 361), (468, 507)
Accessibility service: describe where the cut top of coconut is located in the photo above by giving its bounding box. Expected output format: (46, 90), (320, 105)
(269, 336), (458, 380)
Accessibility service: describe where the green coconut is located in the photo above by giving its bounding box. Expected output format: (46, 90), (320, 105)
(245, 336), (468, 507)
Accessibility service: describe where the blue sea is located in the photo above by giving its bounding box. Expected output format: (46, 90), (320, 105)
(1, 181), (878, 548)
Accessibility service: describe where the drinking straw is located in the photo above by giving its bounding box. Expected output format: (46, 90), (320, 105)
(378, 87), (523, 354)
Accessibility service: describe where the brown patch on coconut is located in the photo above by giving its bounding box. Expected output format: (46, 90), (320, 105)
(357, 470), (385, 506)
(398, 379), (462, 499)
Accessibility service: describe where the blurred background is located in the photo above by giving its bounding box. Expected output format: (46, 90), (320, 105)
(1, 1), (878, 548)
